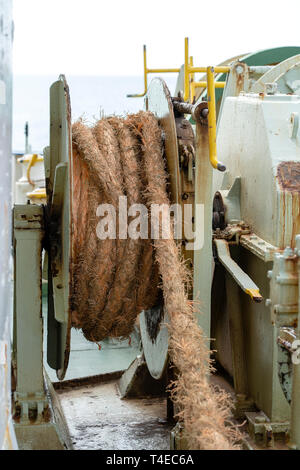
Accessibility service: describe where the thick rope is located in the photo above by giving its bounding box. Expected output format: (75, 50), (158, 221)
(71, 112), (242, 450)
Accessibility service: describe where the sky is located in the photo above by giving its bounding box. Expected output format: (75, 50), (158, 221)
(13, 0), (300, 77)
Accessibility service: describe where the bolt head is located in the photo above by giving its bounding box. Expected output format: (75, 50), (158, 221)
(267, 270), (273, 279)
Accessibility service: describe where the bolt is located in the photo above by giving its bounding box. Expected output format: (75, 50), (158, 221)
(235, 64), (244, 75)
(265, 82), (278, 95)
(283, 246), (294, 258)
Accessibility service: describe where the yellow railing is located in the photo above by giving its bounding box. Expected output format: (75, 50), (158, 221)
(128, 38), (230, 171)
(127, 45), (180, 98)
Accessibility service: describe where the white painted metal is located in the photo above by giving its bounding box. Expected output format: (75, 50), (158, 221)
(140, 308), (169, 380)
(13, 205), (47, 418)
(252, 55), (300, 93)
(212, 80), (300, 421)
(290, 235), (300, 449)
(215, 93), (300, 249)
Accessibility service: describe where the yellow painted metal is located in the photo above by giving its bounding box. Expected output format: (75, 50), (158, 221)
(195, 81), (226, 88)
(191, 81), (226, 103)
(148, 68), (180, 73)
(207, 67), (219, 170)
(189, 56), (194, 82)
(26, 153), (38, 185)
(192, 66), (230, 74)
(129, 38), (229, 104)
(17, 154), (44, 163)
(127, 45), (180, 98)
(183, 37), (230, 100)
(26, 187), (47, 199)
(189, 56), (194, 102)
(245, 288), (263, 302)
(184, 38), (190, 101)
(143, 44), (147, 96)
(129, 38), (229, 171)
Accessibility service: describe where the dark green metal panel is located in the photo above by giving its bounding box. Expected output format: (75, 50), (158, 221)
(215, 47), (300, 108)
(192, 47), (300, 121)
(241, 46), (300, 66)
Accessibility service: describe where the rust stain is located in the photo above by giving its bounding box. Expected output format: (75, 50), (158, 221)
(236, 73), (244, 95)
(277, 161), (300, 192)
(277, 163), (300, 248)
(233, 63), (246, 95)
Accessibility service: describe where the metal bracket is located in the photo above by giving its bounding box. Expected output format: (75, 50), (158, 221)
(215, 238), (263, 302)
(13, 204), (47, 424)
(245, 411), (289, 448)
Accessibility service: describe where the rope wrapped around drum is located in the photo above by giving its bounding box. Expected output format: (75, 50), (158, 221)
(71, 111), (241, 450)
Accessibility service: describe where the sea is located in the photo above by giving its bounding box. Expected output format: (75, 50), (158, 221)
(13, 75), (177, 154)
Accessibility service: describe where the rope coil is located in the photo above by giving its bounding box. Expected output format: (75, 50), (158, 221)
(71, 111), (241, 449)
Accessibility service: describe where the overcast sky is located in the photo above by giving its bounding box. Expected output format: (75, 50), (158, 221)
(13, 0), (300, 76)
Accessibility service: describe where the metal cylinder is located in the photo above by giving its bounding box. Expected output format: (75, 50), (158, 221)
(172, 100), (208, 123)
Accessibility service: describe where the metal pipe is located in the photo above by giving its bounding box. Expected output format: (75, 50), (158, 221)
(249, 66), (273, 74)
(127, 45), (148, 97)
(192, 66), (230, 74)
(147, 68), (181, 74)
(184, 37), (189, 101)
(206, 66), (226, 172)
(195, 81), (226, 89)
(191, 81), (226, 104)
(189, 55), (194, 87)
(128, 38), (230, 100)
(143, 45), (147, 96)
(172, 100), (208, 122)
(127, 45), (181, 98)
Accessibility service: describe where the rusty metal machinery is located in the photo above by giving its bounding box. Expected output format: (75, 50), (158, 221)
(10, 35), (300, 450)
(12, 76), (73, 449)
(130, 40), (300, 449)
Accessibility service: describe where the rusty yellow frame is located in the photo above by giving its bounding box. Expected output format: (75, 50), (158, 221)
(128, 38), (230, 171)
(127, 45), (180, 97)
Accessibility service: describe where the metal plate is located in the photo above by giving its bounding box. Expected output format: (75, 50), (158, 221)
(146, 78), (181, 204)
(46, 75), (73, 380)
(252, 55), (300, 93)
(141, 79), (179, 379)
(140, 306), (169, 380)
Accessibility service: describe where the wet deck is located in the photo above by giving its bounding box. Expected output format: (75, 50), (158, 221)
(56, 379), (171, 450)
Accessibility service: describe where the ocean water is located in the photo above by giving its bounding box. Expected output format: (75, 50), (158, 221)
(13, 75), (177, 154)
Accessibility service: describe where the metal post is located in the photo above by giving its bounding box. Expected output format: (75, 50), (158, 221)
(193, 120), (213, 340)
(184, 37), (189, 101)
(290, 234), (300, 449)
(13, 204), (46, 422)
(13, 204), (68, 449)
